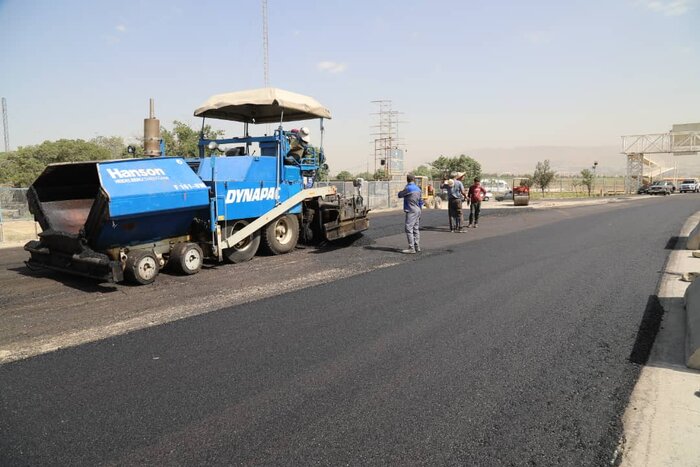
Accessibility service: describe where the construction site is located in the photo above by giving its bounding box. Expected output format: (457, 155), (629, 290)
(1, 1), (700, 466)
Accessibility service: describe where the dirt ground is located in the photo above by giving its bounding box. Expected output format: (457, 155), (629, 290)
(0, 221), (40, 245)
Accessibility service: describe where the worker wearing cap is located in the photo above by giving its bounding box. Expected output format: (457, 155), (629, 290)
(286, 127), (310, 163)
(441, 172), (467, 232)
(398, 173), (423, 254)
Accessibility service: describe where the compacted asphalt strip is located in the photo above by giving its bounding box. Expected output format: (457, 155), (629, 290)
(1, 196), (698, 465)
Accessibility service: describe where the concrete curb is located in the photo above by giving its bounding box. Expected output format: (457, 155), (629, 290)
(687, 221), (700, 250)
(684, 277), (700, 369)
(619, 210), (700, 466)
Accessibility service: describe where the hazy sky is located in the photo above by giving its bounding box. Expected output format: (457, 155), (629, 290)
(1, 0), (698, 174)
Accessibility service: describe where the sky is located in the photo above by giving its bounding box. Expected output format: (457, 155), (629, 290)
(1, 0), (699, 175)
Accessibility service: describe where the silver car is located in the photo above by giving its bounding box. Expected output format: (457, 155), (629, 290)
(647, 181), (675, 195)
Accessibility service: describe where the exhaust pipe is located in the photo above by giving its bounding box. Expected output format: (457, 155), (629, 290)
(144, 98), (161, 157)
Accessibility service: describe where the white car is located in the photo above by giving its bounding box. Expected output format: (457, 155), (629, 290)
(680, 179), (699, 193)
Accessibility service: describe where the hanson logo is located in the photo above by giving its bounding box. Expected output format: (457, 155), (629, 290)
(225, 187), (280, 204)
(106, 167), (166, 179)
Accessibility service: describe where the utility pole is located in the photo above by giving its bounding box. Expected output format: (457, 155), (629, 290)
(262, 0), (270, 87)
(592, 161), (598, 196)
(2, 97), (9, 152)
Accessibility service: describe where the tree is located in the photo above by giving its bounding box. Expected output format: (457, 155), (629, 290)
(532, 160), (556, 195)
(0, 139), (112, 187)
(429, 154), (481, 181)
(335, 170), (354, 181)
(355, 172), (373, 181)
(580, 169), (594, 196)
(316, 164), (329, 182)
(412, 165), (432, 177)
(90, 135), (126, 159)
(373, 169), (388, 181)
(161, 120), (225, 158)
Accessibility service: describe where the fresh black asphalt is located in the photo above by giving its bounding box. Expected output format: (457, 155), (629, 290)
(1, 197), (698, 465)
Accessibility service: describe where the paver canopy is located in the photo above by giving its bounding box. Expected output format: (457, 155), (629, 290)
(194, 88), (332, 124)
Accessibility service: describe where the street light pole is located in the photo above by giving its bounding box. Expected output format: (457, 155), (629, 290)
(593, 161), (598, 195)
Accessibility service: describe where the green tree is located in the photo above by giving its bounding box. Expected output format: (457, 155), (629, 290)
(580, 169), (594, 196)
(532, 160), (556, 195)
(429, 154), (481, 181)
(161, 120), (225, 158)
(373, 169), (388, 181)
(316, 164), (329, 182)
(412, 165), (432, 177)
(0, 139), (112, 187)
(335, 170), (354, 181)
(90, 135), (126, 159)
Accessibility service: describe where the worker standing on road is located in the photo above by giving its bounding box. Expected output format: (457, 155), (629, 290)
(398, 173), (423, 254)
(467, 177), (487, 228)
(441, 172), (467, 232)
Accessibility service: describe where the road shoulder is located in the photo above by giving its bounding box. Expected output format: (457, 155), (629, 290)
(620, 211), (700, 466)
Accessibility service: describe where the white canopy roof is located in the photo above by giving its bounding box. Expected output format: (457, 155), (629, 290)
(194, 87), (332, 124)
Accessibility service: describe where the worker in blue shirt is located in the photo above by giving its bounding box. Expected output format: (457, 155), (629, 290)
(398, 173), (423, 253)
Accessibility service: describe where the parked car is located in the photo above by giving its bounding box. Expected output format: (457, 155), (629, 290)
(637, 184), (650, 194)
(483, 190), (493, 201)
(496, 190), (514, 202)
(647, 181), (676, 195)
(679, 179), (699, 193)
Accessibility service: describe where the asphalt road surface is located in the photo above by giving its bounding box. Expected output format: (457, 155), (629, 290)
(1, 196), (698, 465)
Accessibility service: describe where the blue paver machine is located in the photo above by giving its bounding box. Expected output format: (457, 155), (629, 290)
(24, 88), (369, 284)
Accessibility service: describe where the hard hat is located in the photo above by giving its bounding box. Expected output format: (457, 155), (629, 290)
(299, 127), (310, 143)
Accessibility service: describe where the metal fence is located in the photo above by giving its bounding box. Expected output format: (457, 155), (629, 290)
(316, 180), (410, 211)
(0, 188), (32, 220)
(0, 177), (631, 243)
(0, 188), (36, 243)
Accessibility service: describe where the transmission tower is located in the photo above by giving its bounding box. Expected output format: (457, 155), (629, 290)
(1, 97), (8, 152)
(370, 100), (404, 178)
(262, 0), (270, 87)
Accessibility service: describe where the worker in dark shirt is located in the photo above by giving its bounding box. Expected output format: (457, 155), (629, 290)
(441, 172), (467, 232)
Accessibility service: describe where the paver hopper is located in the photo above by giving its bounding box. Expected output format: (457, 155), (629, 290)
(25, 158), (209, 282)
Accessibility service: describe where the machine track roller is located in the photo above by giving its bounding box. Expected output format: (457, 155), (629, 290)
(222, 220), (261, 264)
(262, 214), (300, 255)
(125, 250), (160, 285)
(170, 242), (203, 275)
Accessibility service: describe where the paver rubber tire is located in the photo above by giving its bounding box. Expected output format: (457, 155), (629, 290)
(222, 220), (261, 264)
(125, 250), (159, 285)
(169, 242), (203, 275)
(262, 214), (299, 255)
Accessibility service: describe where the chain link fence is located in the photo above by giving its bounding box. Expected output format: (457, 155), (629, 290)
(0, 188), (38, 243)
(0, 177), (631, 243)
(316, 180), (412, 211)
